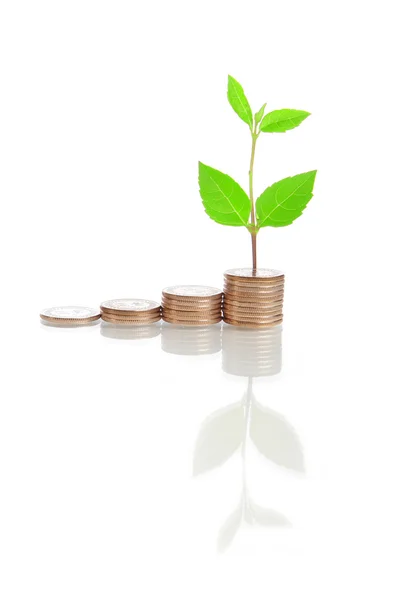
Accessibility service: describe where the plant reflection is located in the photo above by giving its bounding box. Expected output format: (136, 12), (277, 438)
(158, 322), (304, 551)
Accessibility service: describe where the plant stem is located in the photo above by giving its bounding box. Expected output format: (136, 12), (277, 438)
(249, 128), (258, 271)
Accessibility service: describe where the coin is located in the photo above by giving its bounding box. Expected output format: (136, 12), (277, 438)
(40, 306), (101, 324)
(162, 285), (222, 300)
(101, 322), (161, 340)
(223, 292), (284, 303)
(224, 268), (284, 280)
(223, 279), (285, 291)
(223, 306), (283, 317)
(162, 298), (222, 310)
(162, 302), (222, 311)
(223, 296), (283, 308)
(224, 288), (284, 300)
(101, 314), (161, 324)
(101, 312), (161, 321)
(223, 317), (283, 328)
(162, 316), (222, 325)
(101, 309), (161, 320)
(162, 312), (222, 322)
(162, 308), (221, 318)
(222, 302), (283, 315)
(223, 310), (283, 321)
(100, 298), (161, 316)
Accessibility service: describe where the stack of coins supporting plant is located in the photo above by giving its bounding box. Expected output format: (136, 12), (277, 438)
(223, 268), (284, 328)
(198, 76), (318, 327)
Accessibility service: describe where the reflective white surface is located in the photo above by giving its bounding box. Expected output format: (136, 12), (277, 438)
(2, 0), (400, 597)
(2, 309), (400, 598)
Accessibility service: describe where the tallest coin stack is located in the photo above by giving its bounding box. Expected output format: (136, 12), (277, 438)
(222, 268), (284, 328)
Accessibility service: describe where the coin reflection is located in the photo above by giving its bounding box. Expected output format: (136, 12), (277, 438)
(100, 321), (161, 340)
(222, 324), (282, 377)
(161, 322), (222, 355)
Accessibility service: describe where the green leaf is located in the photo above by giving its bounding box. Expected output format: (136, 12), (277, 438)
(256, 170), (317, 228)
(227, 75), (253, 127)
(254, 103), (266, 125)
(260, 109), (310, 133)
(199, 162), (251, 227)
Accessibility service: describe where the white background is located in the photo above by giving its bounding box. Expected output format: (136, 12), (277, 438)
(1, 0), (399, 598)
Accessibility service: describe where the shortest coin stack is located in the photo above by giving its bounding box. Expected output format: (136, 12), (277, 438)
(40, 306), (101, 326)
(223, 268), (284, 328)
(100, 299), (161, 324)
(162, 285), (222, 326)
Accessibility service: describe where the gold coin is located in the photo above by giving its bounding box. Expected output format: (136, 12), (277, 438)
(224, 275), (284, 285)
(161, 302), (222, 312)
(100, 298), (161, 313)
(162, 308), (221, 318)
(223, 306), (283, 317)
(162, 311), (221, 321)
(223, 310), (283, 322)
(162, 315), (221, 325)
(224, 290), (284, 304)
(223, 303), (283, 315)
(223, 279), (285, 291)
(223, 295), (284, 305)
(224, 268), (284, 280)
(223, 316), (283, 328)
(223, 297), (284, 308)
(101, 314), (161, 324)
(101, 307), (161, 317)
(224, 286), (285, 298)
(162, 285), (222, 301)
(162, 298), (222, 310)
(223, 280), (284, 289)
(40, 306), (101, 324)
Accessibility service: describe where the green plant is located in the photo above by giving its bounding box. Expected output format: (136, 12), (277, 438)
(198, 75), (317, 270)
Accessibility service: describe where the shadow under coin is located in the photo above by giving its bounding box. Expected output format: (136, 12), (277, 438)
(161, 322), (222, 356)
(222, 323), (282, 377)
(100, 321), (161, 340)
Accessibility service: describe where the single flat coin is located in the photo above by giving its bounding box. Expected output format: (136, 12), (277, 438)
(101, 309), (161, 319)
(223, 285), (284, 296)
(223, 291), (284, 302)
(224, 281), (284, 289)
(101, 314), (161, 324)
(40, 306), (101, 324)
(223, 297), (284, 308)
(223, 278), (285, 290)
(162, 308), (221, 318)
(224, 268), (284, 280)
(223, 317), (283, 328)
(101, 313), (161, 322)
(222, 310), (283, 322)
(162, 285), (222, 300)
(223, 296), (283, 304)
(162, 312), (222, 321)
(162, 294), (222, 303)
(224, 277), (285, 288)
(223, 307), (283, 317)
(162, 299), (222, 311)
(100, 298), (161, 314)
(162, 316), (222, 325)
(101, 311), (161, 321)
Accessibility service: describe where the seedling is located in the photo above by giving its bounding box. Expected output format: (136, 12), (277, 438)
(199, 75), (317, 270)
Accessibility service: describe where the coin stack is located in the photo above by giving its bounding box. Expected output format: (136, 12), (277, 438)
(100, 299), (161, 324)
(161, 285), (222, 326)
(40, 306), (101, 326)
(223, 268), (284, 328)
